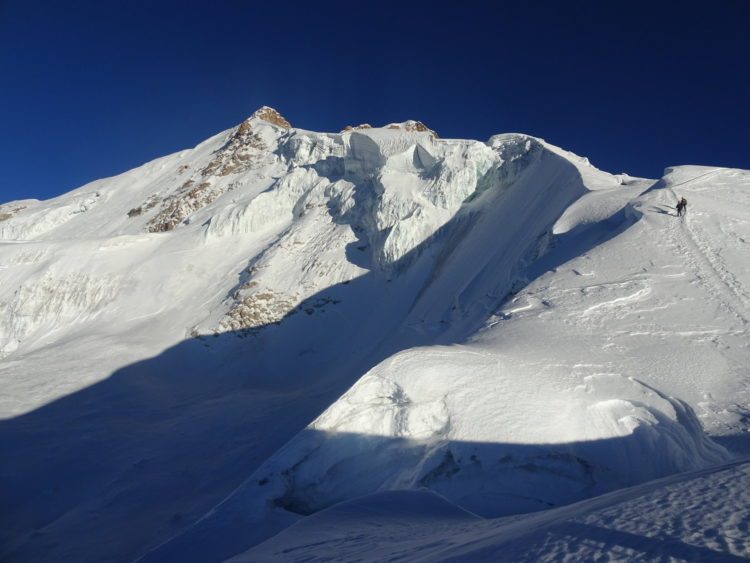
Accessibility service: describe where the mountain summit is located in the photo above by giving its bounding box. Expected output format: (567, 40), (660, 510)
(249, 105), (292, 128)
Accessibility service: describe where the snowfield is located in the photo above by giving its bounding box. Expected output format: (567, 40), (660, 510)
(0, 107), (748, 562)
(234, 458), (750, 562)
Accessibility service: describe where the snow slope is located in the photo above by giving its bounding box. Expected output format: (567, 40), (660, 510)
(236, 458), (750, 562)
(0, 107), (748, 562)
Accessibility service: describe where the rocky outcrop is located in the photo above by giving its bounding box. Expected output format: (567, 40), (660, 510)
(386, 120), (437, 137)
(0, 205), (26, 222)
(145, 112), (275, 232)
(201, 122), (268, 178)
(147, 181), (219, 232)
(342, 121), (437, 137)
(341, 124), (373, 132)
(251, 106), (292, 129)
(218, 287), (298, 334)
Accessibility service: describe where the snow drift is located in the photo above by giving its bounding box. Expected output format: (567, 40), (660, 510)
(255, 360), (728, 518)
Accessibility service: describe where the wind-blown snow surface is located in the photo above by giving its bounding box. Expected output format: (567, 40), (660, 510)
(0, 107), (748, 562)
(234, 459), (750, 562)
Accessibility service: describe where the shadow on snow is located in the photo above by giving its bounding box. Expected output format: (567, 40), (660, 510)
(0, 154), (644, 562)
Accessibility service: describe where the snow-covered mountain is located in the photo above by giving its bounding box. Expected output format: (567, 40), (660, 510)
(1, 107), (748, 562)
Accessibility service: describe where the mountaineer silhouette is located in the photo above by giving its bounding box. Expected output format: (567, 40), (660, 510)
(676, 197), (688, 217)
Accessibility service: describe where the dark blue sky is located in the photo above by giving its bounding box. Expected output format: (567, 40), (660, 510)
(1, 0), (748, 203)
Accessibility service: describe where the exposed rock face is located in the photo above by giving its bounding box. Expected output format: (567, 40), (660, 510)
(147, 181), (219, 232)
(251, 106), (292, 129)
(0, 205), (26, 221)
(0, 205), (25, 222)
(217, 283), (342, 335)
(145, 112), (273, 232)
(201, 124), (267, 178)
(218, 288), (298, 333)
(341, 124), (373, 132)
(342, 121), (436, 136)
(386, 120), (437, 137)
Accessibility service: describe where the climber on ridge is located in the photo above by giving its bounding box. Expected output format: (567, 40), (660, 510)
(676, 197), (688, 217)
